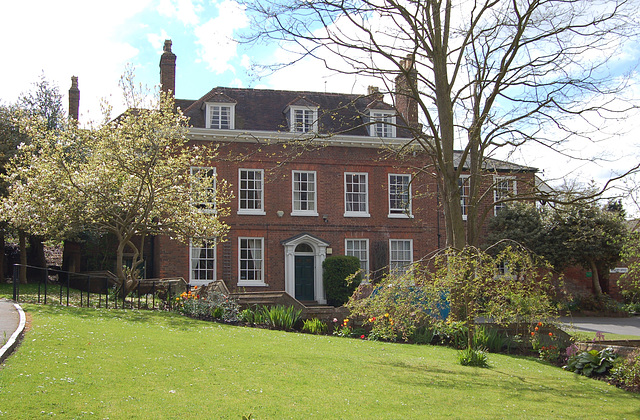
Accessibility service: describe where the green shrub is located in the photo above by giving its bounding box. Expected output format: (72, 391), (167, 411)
(260, 305), (302, 331)
(564, 347), (618, 377)
(302, 318), (328, 335)
(434, 320), (468, 349)
(410, 324), (436, 345)
(611, 349), (640, 391)
(473, 326), (506, 353)
(323, 255), (362, 307)
(457, 348), (489, 367)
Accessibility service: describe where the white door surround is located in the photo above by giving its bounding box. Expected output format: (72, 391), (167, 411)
(281, 233), (329, 304)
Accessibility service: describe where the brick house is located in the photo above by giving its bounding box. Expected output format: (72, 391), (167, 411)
(139, 40), (537, 304)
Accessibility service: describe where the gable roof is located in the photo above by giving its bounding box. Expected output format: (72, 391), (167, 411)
(179, 87), (413, 138)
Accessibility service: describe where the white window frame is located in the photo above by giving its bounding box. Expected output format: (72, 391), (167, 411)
(291, 170), (318, 216)
(389, 239), (413, 275)
(494, 176), (517, 216)
(189, 239), (216, 285)
(369, 111), (396, 138)
(289, 106), (318, 133)
(388, 174), (412, 218)
(344, 172), (370, 217)
(206, 103), (234, 129)
(459, 175), (470, 221)
(190, 166), (216, 213)
(238, 169), (266, 215)
(345, 238), (369, 276)
(238, 237), (266, 286)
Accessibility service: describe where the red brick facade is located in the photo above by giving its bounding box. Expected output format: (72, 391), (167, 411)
(147, 40), (538, 303)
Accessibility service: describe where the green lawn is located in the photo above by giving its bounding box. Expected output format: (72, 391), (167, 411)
(1, 305), (639, 419)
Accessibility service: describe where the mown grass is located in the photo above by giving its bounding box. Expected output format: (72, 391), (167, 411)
(570, 331), (640, 341)
(1, 305), (639, 419)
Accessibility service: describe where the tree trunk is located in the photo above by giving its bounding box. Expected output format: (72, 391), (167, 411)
(589, 259), (603, 295)
(18, 230), (27, 284)
(27, 235), (47, 283)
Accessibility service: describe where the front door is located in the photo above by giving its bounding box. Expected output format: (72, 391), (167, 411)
(295, 255), (315, 301)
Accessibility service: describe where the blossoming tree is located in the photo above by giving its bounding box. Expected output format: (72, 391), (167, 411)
(1, 73), (231, 294)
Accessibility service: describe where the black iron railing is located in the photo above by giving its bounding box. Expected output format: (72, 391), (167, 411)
(11, 264), (187, 310)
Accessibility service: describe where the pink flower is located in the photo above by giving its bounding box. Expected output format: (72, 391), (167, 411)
(333, 318), (338, 323)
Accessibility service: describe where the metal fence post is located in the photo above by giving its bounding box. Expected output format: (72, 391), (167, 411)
(44, 267), (48, 305)
(12, 265), (18, 301)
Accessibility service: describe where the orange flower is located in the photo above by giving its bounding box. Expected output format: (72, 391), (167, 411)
(537, 322), (543, 327)
(535, 326), (539, 331)
(548, 332), (553, 337)
(531, 331), (535, 336)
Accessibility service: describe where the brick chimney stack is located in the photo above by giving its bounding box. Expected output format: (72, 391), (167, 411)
(367, 85), (384, 101)
(395, 56), (418, 127)
(69, 76), (80, 122)
(160, 39), (176, 96)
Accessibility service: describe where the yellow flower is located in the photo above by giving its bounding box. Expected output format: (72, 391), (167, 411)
(384, 313), (389, 318)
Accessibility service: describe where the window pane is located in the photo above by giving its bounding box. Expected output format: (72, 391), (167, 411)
(346, 239), (368, 273)
(345, 173), (368, 214)
(191, 240), (215, 282)
(459, 176), (470, 218)
(240, 238), (263, 281)
(293, 171), (316, 212)
(191, 167), (216, 211)
(390, 240), (412, 275)
(239, 170), (263, 211)
(389, 174), (410, 214)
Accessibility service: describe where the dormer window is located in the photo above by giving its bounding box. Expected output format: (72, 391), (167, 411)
(369, 111), (396, 138)
(206, 103), (235, 129)
(288, 106), (318, 133)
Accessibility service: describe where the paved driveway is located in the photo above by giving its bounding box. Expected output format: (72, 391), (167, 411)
(560, 316), (640, 337)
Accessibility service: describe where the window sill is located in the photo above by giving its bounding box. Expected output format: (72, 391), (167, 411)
(388, 213), (413, 219)
(237, 210), (267, 216)
(344, 212), (371, 218)
(291, 211), (319, 217)
(237, 281), (268, 287)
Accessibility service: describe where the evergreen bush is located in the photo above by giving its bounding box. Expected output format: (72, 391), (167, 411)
(323, 255), (362, 307)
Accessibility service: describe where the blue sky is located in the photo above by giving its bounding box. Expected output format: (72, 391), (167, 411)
(1, 0), (370, 120)
(2, 0), (640, 205)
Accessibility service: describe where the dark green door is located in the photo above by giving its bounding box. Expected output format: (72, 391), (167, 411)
(295, 255), (315, 301)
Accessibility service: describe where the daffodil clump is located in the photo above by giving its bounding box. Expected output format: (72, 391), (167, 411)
(175, 286), (239, 322)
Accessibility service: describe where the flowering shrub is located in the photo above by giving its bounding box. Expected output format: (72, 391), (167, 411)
(175, 286), (239, 322)
(611, 349), (640, 392)
(346, 271), (437, 342)
(366, 313), (399, 342)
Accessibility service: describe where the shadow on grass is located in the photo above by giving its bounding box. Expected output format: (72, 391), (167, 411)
(21, 302), (235, 333)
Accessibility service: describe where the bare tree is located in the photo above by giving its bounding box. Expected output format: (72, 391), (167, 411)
(243, 0), (640, 248)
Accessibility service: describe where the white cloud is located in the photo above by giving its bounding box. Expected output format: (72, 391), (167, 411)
(193, 0), (249, 74)
(1, 0), (152, 122)
(147, 30), (171, 52)
(157, 0), (203, 26)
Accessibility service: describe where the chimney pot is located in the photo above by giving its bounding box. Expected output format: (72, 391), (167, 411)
(160, 39), (177, 97)
(395, 55), (418, 128)
(69, 76), (80, 122)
